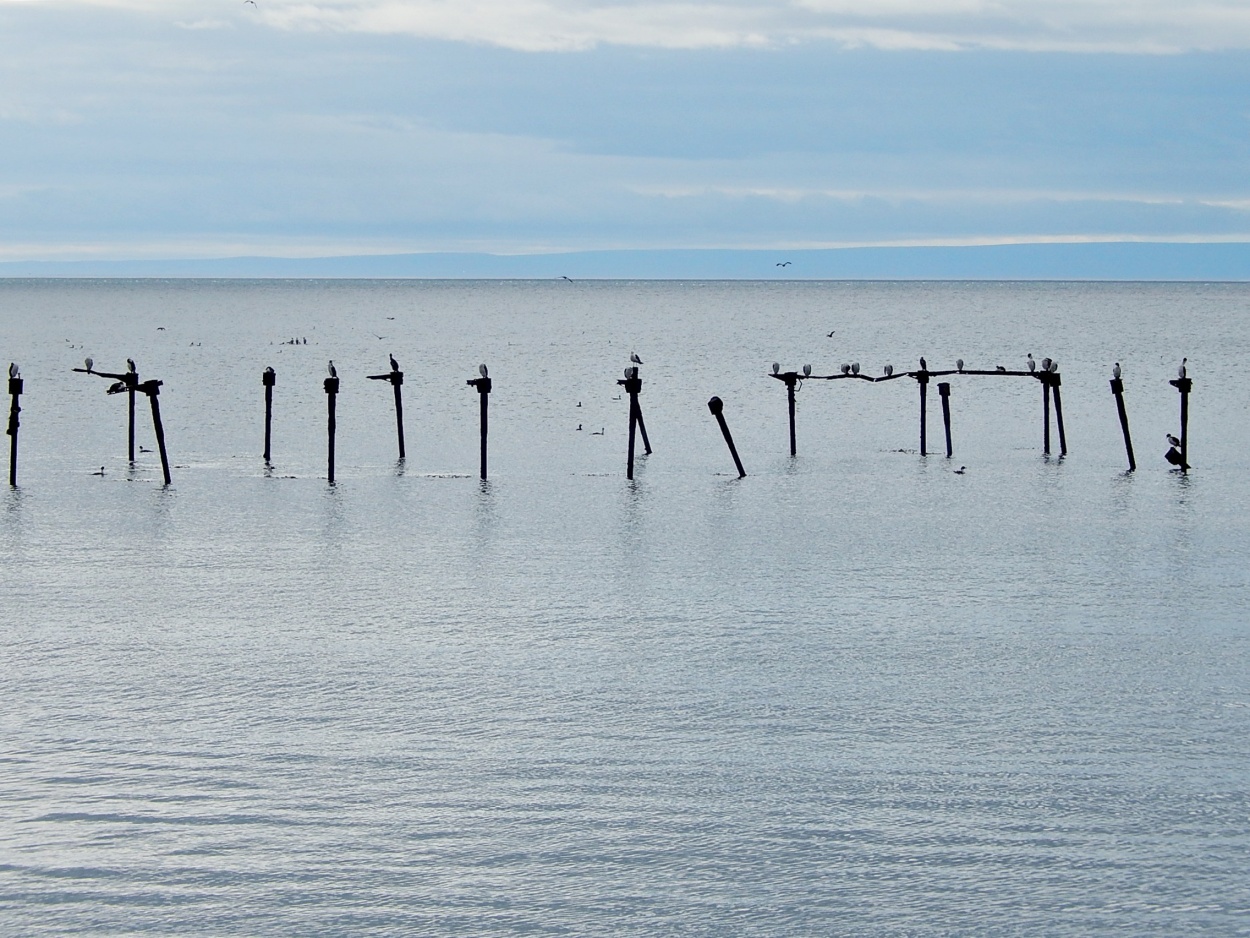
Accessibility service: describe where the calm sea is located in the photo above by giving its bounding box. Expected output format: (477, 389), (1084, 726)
(1, 279), (1248, 936)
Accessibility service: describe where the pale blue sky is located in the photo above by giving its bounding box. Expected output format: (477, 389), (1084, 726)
(2, 0), (1249, 261)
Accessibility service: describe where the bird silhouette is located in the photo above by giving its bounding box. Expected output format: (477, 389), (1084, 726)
(840, 363), (850, 375)
(478, 363), (488, 378)
(826, 331), (835, 338)
(1178, 357), (1187, 379)
(327, 360), (337, 378)
(84, 357), (94, 373)
(1048, 360), (1059, 373)
(956, 359), (964, 372)
(591, 427), (604, 435)
(126, 358), (137, 374)
(803, 364), (812, 376)
(996, 365), (1007, 372)
(776, 261), (791, 267)
(1027, 353), (1036, 372)
(1167, 433), (1181, 447)
(107, 381), (126, 394)
(1041, 357), (1052, 372)
(919, 357), (927, 370)
(389, 354), (399, 372)
(883, 364), (894, 377)
(561, 275), (573, 282)
(8, 363), (18, 379)
(851, 362), (860, 375)
(91, 466), (105, 476)
(1112, 362), (1121, 379)
(953, 466), (967, 475)
(771, 362), (780, 375)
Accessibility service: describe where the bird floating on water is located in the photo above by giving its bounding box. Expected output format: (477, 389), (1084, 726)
(1112, 362), (1121, 379)
(953, 466), (967, 475)
(1027, 353), (1036, 372)
(591, 427), (604, 435)
(956, 359), (964, 372)
(91, 466), (105, 476)
(803, 364), (812, 377)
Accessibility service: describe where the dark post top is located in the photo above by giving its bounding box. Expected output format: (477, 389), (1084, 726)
(915, 371), (930, 385)
(263, 370), (276, 387)
(707, 396), (724, 415)
(1110, 377), (1124, 394)
(137, 379), (163, 396)
(324, 377), (339, 394)
(1169, 377), (1193, 393)
(368, 371), (404, 386)
(8, 378), (21, 396)
(937, 382), (950, 397)
(769, 372), (799, 387)
(617, 376), (642, 394)
(467, 377), (492, 393)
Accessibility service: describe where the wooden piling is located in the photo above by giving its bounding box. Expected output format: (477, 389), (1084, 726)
(917, 369), (930, 456)
(619, 370), (643, 479)
(938, 381), (952, 458)
(139, 380), (171, 485)
(7, 374), (22, 487)
(1042, 376), (1051, 455)
(635, 405), (653, 456)
(393, 374), (406, 460)
(707, 396), (746, 478)
(127, 373), (137, 463)
(262, 367), (275, 463)
(1051, 372), (1068, 457)
(467, 372), (491, 480)
(1170, 376), (1192, 473)
(324, 376), (339, 483)
(1109, 377), (1135, 471)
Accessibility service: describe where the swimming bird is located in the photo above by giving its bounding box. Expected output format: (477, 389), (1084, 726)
(389, 354), (399, 372)
(91, 466), (105, 476)
(630, 353), (643, 365)
(126, 358), (137, 374)
(478, 363), (488, 378)
(8, 363), (18, 379)
(953, 466), (967, 475)
(883, 364), (894, 377)
(1027, 353), (1036, 372)
(1040, 357), (1052, 372)
(1167, 433), (1181, 447)
(772, 362), (780, 375)
(139, 446), (152, 453)
(851, 362), (860, 375)
(591, 427), (604, 435)
(919, 357), (927, 370)
(577, 401), (582, 407)
(327, 360), (337, 378)
(956, 358), (964, 372)
(576, 424), (583, 431)
(1112, 362), (1121, 379)
(1178, 357), (1187, 379)
(803, 364), (812, 377)
(84, 357), (93, 373)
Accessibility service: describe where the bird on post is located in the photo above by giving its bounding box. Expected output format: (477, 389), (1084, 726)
(1112, 362), (1121, 379)
(956, 359), (964, 372)
(1178, 357), (1187, 379)
(772, 362), (780, 375)
(127, 358), (137, 374)
(1040, 357), (1052, 372)
(107, 381), (127, 394)
(802, 364), (812, 377)
(840, 363), (850, 375)
(84, 357), (94, 373)
(1049, 360), (1059, 373)
(883, 364), (894, 377)
(1166, 433), (1181, 447)
(996, 365), (1007, 372)
(851, 362), (860, 375)
(1027, 353), (1036, 373)
(327, 360), (337, 378)
(479, 363), (488, 378)
(919, 357), (927, 370)
(630, 353), (643, 365)
(264, 365), (275, 377)
(8, 363), (17, 378)
(389, 354), (399, 372)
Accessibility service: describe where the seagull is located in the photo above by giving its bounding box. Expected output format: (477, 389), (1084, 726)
(771, 362), (780, 375)
(840, 363), (850, 375)
(1112, 362), (1121, 379)
(371, 333), (386, 341)
(883, 364), (894, 377)
(803, 364), (812, 376)
(630, 353), (643, 365)
(244, 0), (256, 5)
(826, 331), (835, 338)
(1178, 357), (1187, 379)
(919, 357), (927, 370)
(478, 363), (488, 378)
(84, 357), (94, 373)
(561, 275), (573, 282)
(1040, 357), (1052, 372)
(1049, 360), (1059, 373)
(327, 360), (337, 378)
(776, 261), (791, 267)
(8, 363), (18, 378)
(956, 359), (964, 372)
(1166, 433), (1181, 447)
(851, 362), (860, 375)
(389, 354), (399, 372)
(126, 358), (137, 374)
(1027, 353), (1036, 372)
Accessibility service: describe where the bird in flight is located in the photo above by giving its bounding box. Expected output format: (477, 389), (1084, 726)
(776, 261), (791, 267)
(371, 333), (386, 340)
(561, 276), (574, 282)
(826, 331), (835, 338)
(389, 354), (399, 372)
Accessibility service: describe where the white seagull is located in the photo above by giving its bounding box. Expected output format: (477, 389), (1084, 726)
(630, 353), (643, 365)
(771, 362), (780, 375)
(802, 364), (812, 377)
(1027, 353), (1036, 372)
(84, 357), (93, 373)
(478, 363), (488, 378)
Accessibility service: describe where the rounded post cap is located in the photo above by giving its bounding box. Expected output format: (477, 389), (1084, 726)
(707, 396), (724, 415)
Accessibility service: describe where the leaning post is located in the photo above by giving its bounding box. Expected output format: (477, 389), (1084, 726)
(1110, 376), (1136, 471)
(938, 381), (953, 458)
(707, 396), (746, 478)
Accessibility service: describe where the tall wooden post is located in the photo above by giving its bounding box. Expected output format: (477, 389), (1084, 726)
(1042, 375), (1052, 455)
(324, 376), (339, 483)
(1051, 372), (1068, 457)
(127, 372), (137, 463)
(619, 369), (643, 479)
(1169, 376), (1192, 473)
(467, 372), (491, 479)
(262, 367), (275, 463)
(917, 369), (930, 456)
(7, 372), (22, 487)
(1110, 377), (1135, 471)
(392, 374), (406, 460)
(938, 381), (952, 458)
(139, 380), (171, 485)
(707, 396), (746, 478)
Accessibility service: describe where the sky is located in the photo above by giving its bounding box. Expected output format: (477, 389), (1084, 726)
(1, 0), (1250, 261)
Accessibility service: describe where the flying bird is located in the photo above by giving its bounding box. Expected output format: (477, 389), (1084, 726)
(84, 357), (94, 372)
(630, 353), (643, 365)
(478, 363), (488, 378)
(1027, 353), (1036, 372)
(956, 359), (964, 372)
(776, 261), (791, 267)
(1166, 433), (1181, 447)
(327, 360), (337, 378)
(561, 276), (573, 282)
(1112, 362), (1121, 379)
(1178, 357), (1187, 379)
(389, 354), (399, 372)
(126, 358), (136, 374)
(802, 364), (812, 376)
(771, 362), (780, 375)
(826, 331), (835, 338)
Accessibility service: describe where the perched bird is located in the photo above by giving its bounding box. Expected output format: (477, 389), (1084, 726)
(106, 381), (127, 394)
(478, 363), (488, 378)
(8, 362), (18, 378)
(630, 353), (643, 365)
(883, 364), (894, 377)
(327, 360), (337, 378)
(1049, 360), (1059, 373)
(919, 357), (927, 370)
(996, 365), (1007, 372)
(1167, 433), (1181, 447)
(126, 358), (137, 374)
(84, 357), (94, 373)
(1040, 357), (1052, 372)
(389, 354), (399, 372)
(840, 363), (850, 375)
(956, 359), (964, 372)
(771, 362), (781, 375)
(1112, 362), (1121, 379)
(1178, 357), (1187, 379)
(1027, 353), (1036, 372)
(851, 362), (860, 375)
(264, 366), (274, 376)
(803, 364), (812, 377)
